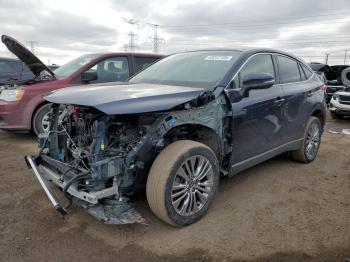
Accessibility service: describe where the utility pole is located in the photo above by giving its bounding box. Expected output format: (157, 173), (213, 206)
(123, 18), (139, 52)
(325, 53), (330, 65)
(344, 50), (348, 65)
(148, 23), (164, 53)
(26, 40), (38, 55)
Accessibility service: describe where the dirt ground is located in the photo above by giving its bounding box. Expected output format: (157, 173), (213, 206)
(0, 117), (349, 262)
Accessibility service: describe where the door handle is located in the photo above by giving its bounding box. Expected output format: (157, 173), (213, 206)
(274, 97), (285, 103)
(232, 109), (247, 117)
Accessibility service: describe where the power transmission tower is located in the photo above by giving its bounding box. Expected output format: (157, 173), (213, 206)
(325, 53), (330, 64)
(344, 50), (348, 65)
(122, 44), (129, 52)
(123, 18), (139, 51)
(26, 40), (38, 55)
(127, 32), (138, 52)
(148, 23), (164, 53)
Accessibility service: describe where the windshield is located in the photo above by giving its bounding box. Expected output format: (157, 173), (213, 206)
(129, 51), (241, 88)
(54, 54), (100, 78)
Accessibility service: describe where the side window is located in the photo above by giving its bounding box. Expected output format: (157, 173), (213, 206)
(0, 61), (13, 73)
(134, 57), (159, 73)
(229, 54), (275, 89)
(301, 64), (313, 79)
(298, 64), (306, 81)
(277, 56), (302, 84)
(87, 57), (130, 83)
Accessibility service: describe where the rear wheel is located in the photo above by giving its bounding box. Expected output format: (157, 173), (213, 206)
(146, 140), (219, 226)
(32, 103), (52, 135)
(291, 116), (321, 163)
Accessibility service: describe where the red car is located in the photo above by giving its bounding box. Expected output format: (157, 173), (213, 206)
(0, 35), (163, 134)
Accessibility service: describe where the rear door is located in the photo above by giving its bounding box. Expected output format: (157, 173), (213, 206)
(227, 54), (285, 164)
(276, 55), (316, 144)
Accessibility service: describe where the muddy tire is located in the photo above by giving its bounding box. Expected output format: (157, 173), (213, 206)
(291, 116), (321, 163)
(33, 103), (52, 135)
(146, 140), (219, 227)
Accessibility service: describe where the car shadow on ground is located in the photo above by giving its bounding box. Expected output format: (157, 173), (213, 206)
(0, 130), (35, 141)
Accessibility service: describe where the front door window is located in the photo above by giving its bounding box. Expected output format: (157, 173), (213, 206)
(87, 57), (130, 83)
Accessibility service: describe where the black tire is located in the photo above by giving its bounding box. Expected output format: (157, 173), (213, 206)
(146, 140), (219, 227)
(291, 116), (322, 163)
(32, 103), (52, 135)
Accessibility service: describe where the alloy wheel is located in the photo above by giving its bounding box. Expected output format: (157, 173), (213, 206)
(171, 155), (214, 216)
(305, 122), (320, 160)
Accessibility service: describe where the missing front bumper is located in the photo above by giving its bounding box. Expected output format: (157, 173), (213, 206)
(24, 155), (145, 225)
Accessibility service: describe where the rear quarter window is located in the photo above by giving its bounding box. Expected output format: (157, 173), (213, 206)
(134, 56), (160, 73)
(277, 55), (302, 84)
(301, 64), (313, 79)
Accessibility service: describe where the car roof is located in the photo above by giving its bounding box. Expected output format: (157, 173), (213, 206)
(90, 52), (165, 58)
(0, 57), (21, 62)
(165, 48), (307, 64)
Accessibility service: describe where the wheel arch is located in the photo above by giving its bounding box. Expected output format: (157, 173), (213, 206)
(163, 123), (223, 161)
(311, 108), (325, 128)
(132, 123), (224, 190)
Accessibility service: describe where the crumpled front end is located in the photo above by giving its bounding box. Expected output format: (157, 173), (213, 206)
(25, 103), (164, 224)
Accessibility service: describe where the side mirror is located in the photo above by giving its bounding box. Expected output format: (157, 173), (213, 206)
(241, 72), (275, 97)
(81, 71), (97, 83)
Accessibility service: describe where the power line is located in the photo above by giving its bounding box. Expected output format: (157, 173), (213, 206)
(166, 19), (348, 32)
(163, 12), (349, 28)
(168, 35), (350, 44)
(164, 40), (350, 47)
(165, 25), (350, 34)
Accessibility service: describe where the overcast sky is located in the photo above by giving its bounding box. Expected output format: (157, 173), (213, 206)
(0, 0), (349, 65)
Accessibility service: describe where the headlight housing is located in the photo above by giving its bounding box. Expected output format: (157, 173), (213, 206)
(332, 94), (339, 100)
(0, 89), (25, 102)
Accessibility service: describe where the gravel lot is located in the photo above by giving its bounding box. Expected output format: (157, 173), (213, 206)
(0, 117), (349, 262)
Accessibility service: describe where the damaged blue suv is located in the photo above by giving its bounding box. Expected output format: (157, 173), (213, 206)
(25, 49), (326, 227)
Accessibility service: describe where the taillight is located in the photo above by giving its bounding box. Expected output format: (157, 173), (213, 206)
(321, 84), (327, 93)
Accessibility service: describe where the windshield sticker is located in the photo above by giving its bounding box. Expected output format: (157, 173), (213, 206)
(205, 56), (232, 61)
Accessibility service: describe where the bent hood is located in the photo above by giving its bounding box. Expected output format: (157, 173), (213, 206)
(44, 82), (204, 115)
(1, 35), (55, 78)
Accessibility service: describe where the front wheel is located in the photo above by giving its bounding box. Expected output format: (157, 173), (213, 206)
(146, 140), (219, 226)
(291, 116), (322, 163)
(32, 103), (52, 135)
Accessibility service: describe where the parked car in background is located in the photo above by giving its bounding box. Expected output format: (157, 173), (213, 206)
(0, 57), (34, 85)
(25, 49), (326, 226)
(0, 35), (163, 134)
(329, 66), (350, 118)
(48, 64), (59, 71)
(309, 62), (349, 103)
(329, 89), (350, 118)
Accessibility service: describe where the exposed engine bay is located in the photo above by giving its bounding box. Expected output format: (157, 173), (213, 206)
(25, 91), (230, 225)
(27, 104), (165, 224)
